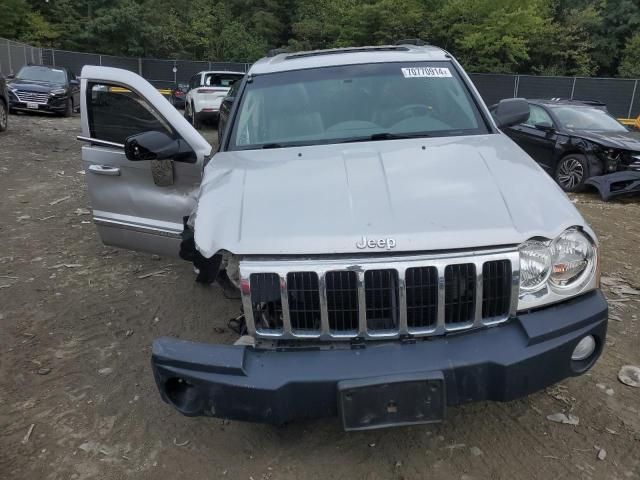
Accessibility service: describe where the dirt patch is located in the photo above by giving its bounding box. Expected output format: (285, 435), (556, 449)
(1, 113), (639, 480)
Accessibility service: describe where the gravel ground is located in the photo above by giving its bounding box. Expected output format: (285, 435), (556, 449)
(1, 113), (639, 480)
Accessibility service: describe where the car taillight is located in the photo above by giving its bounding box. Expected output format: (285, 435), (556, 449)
(175, 91), (184, 96)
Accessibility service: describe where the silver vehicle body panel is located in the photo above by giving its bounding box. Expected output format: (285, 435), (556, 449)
(194, 134), (588, 258)
(80, 66), (211, 257)
(80, 51), (592, 262)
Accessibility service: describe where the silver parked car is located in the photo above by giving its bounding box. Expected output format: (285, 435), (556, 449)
(78, 44), (607, 431)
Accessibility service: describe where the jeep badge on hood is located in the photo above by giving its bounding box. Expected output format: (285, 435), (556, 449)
(356, 236), (397, 250)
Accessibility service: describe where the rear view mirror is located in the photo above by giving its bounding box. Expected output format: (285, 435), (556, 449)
(494, 98), (530, 128)
(124, 131), (196, 163)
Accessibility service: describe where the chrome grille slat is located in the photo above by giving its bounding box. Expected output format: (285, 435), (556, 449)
(473, 260), (484, 328)
(397, 267), (408, 335)
(241, 249), (519, 341)
(436, 264), (446, 334)
(356, 271), (367, 337)
(279, 273), (292, 335)
(318, 272), (330, 336)
(16, 91), (49, 104)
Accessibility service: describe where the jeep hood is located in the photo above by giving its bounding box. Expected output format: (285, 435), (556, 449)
(194, 134), (586, 257)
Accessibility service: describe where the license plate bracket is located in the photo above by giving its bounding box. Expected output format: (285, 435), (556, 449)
(27, 102), (39, 109)
(338, 371), (445, 431)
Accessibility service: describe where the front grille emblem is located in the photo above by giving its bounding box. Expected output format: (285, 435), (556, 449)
(356, 236), (396, 250)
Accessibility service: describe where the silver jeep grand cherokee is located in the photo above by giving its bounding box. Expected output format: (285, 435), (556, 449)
(78, 44), (607, 431)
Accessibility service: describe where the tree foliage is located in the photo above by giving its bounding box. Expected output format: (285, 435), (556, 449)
(0, 0), (638, 76)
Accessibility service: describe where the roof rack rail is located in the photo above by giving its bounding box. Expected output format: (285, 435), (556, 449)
(284, 46), (408, 60)
(267, 48), (289, 57)
(394, 38), (428, 46)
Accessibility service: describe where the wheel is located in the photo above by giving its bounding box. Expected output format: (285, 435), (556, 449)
(184, 103), (192, 122)
(191, 105), (202, 129)
(555, 154), (589, 192)
(62, 98), (73, 117)
(0, 100), (7, 132)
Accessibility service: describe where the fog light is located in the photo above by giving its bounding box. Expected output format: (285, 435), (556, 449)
(571, 335), (596, 361)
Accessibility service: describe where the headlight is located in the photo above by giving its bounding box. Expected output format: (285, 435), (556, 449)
(518, 228), (598, 311)
(549, 229), (595, 288)
(50, 88), (66, 96)
(519, 240), (551, 291)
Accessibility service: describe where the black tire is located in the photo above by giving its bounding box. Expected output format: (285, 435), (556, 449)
(0, 100), (7, 132)
(62, 98), (73, 117)
(554, 154), (589, 192)
(191, 105), (202, 130)
(184, 103), (192, 122)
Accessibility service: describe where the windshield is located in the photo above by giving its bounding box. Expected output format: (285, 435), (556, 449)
(229, 61), (489, 150)
(550, 105), (627, 132)
(16, 66), (66, 84)
(203, 72), (243, 87)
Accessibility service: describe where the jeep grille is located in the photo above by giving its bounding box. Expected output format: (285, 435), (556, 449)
(241, 249), (519, 341)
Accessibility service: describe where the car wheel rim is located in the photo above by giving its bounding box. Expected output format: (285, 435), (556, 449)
(557, 158), (584, 189)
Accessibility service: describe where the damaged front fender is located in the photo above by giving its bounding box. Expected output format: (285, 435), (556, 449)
(179, 216), (222, 283)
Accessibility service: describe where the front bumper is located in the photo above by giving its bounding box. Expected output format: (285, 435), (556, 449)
(152, 290), (608, 426)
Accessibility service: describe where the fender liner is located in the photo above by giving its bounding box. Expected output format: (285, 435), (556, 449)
(179, 216), (221, 283)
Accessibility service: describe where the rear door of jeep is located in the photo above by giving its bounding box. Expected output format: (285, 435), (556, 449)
(78, 66), (211, 257)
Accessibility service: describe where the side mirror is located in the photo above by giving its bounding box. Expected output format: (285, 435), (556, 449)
(534, 121), (554, 133)
(7, 74), (15, 79)
(69, 79), (79, 86)
(494, 98), (530, 128)
(222, 96), (235, 106)
(124, 131), (196, 163)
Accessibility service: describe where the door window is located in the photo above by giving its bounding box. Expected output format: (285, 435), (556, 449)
(523, 105), (553, 128)
(88, 83), (173, 145)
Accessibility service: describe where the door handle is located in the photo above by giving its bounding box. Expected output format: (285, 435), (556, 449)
(88, 165), (121, 176)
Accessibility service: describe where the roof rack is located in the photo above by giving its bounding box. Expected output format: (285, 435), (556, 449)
(267, 48), (290, 57)
(284, 46), (408, 60)
(394, 38), (428, 46)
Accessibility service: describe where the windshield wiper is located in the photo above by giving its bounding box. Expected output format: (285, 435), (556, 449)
(340, 132), (430, 144)
(261, 143), (284, 149)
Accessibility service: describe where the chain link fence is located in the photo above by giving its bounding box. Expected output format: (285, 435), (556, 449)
(2, 37), (640, 118)
(0, 38), (43, 76)
(0, 37), (250, 85)
(469, 73), (640, 118)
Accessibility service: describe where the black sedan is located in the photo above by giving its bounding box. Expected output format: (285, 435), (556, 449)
(7, 65), (80, 117)
(494, 99), (640, 192)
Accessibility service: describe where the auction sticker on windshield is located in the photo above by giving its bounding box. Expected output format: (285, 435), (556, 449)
(401, 67), (452, 78)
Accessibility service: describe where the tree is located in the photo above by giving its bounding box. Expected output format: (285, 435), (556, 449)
(619, 33), (640, 78)
(0, 0), (632, 77)
(0, 0), (32, 40)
